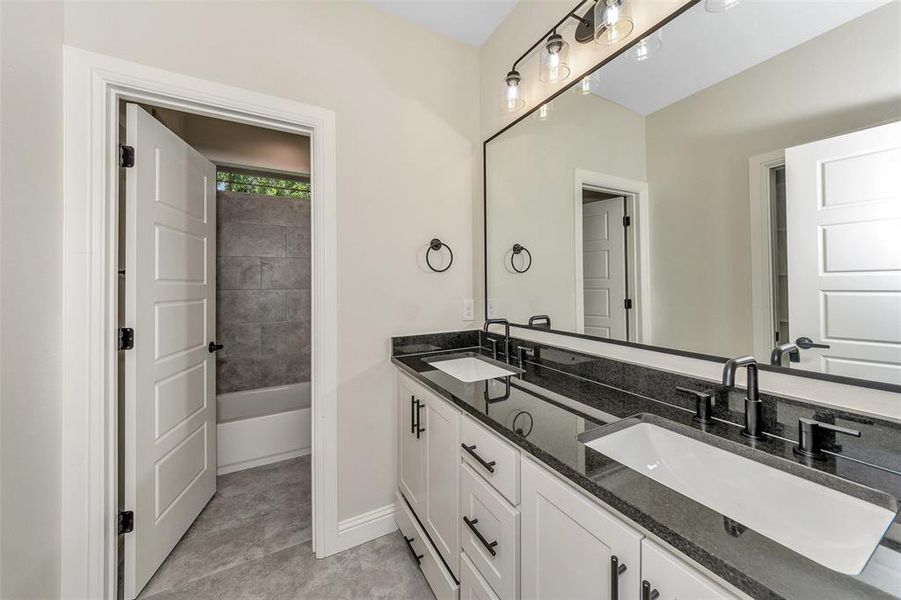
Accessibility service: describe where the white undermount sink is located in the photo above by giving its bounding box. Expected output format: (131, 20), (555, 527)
(583, 420), (898, 575)
(424, 353), (522, 383)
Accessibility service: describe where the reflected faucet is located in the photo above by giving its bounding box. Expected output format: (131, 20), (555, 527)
(483, 318), (511, 364)
(722, 355), (764, 440)
(770, 342), (801, 366)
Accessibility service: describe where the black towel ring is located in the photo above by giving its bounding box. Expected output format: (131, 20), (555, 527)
(426, 238), (453, 273)
(511, 243), (532, 273)
(512, 410), (534, 437)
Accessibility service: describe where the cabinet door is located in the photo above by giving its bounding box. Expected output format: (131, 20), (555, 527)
(423, 390), (461, 576)
(520, 458), (641, 600)
(641, 539), (735, 600)
(397, 376), (425, 516)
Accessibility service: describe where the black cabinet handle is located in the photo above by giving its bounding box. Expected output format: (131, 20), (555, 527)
(461, 444), (496, 473)
(610, 555), (627, 599)
(796, 336), (830, 350)
(415, 400), (425, 439)
(410, 395), (416, 435)
(402, 535), (423, 566)
(208, 341), (224, 353)
(641, 580), (660, 600)
(463, 516), (498, 556)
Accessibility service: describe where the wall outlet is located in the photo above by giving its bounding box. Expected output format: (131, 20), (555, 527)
(487, 298), (497, 319)
(462, 299), (474, 321)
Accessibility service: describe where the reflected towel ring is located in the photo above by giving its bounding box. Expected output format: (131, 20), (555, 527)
(426, 238), (454, 272)
(511, 243), (532, 273)
(512, 410), (534, 437)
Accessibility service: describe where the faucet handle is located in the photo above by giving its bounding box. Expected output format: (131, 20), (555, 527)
(676, 387), (714, 425)
(795, 417), (860, 459)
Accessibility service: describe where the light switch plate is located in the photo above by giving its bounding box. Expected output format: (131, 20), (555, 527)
(462, 299), (474, 321)
(487, 298), (497, 318)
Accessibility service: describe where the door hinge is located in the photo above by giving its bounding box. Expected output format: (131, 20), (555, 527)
(118, 327), (135, 350)
(118, 510), (134, 535)
(119, 144), (135, 168)
(623, 216), (631, 227)
(624, 298), (633, 310)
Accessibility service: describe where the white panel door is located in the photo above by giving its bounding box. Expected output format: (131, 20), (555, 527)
(124, 104), (217, 598)
(397, 376), (426, 517)
(424, 392), (461, 577)
(641, 539), (735, 600)
(582, 197), (627, 340)
(786, 121), (901, 384)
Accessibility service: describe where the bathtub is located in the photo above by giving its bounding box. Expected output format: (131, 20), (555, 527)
(216, 382), (312, 475)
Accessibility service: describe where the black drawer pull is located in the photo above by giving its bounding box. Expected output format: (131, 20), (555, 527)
(415, 400), (425, 439)
(410, 395), (416, 435)
(641, 580), (660, 600)
(463, 516), (498, 556)
(610, 555), (627, 599)
(403, 535), (423, 566)
(461, 444), (496, 473)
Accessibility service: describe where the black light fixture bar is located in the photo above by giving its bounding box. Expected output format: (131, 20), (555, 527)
(510, 0), (593, 72)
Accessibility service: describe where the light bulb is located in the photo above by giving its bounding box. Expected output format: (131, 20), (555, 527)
(504, 70), (525, 112)
(630, 30), (662, 62)
(579, 76), (593, 95)
(539, 32), (571, 83)
(595, 0), (634, 46)
(532, 102), (553, 122)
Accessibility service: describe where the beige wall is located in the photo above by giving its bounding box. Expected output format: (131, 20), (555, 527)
(0, 1), (65, 598)
(486, 91), (646, 329)
(644, 1), (901, 357)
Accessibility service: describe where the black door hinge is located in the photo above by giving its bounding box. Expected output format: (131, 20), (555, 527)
(119, 144), (135, 168)
(623, 216), (631, 227)
(118, 327), (135, 350)
(624, 298), (633, 310)
(118, 510), (134, 535)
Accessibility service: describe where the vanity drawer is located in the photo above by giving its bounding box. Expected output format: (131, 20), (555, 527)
(461, 462), (520, 600)
(461, 552), (501, 600)
(395, 491), (458, 600)
(461, 415), (520, 505)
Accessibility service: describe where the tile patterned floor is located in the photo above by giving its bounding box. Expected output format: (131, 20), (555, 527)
(139, 456), (433, 599)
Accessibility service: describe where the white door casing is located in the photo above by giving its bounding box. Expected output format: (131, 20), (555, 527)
(123, 104), (217, 598)
(582, 197), (627, 340)
(786, 121), (901, 384)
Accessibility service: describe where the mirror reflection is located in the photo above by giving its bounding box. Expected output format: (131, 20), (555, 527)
(486, 0), (901, 385)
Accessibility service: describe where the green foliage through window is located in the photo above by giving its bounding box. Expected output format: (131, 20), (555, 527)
(217, 170), (311, 199)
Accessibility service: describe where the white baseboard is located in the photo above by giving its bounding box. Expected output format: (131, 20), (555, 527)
(217, 407), (311, 475)
(336, 503), (398, 552)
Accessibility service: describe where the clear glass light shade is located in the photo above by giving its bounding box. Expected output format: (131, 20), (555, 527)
(705, 0), (741, 12)
(630, 30), (662, 62)
(504, 70), (525, 112)
(539, 34), (571, 83)
(595, 0), (634, 46)
(575, 73), (597, 95)
(531, 102), (554, 122)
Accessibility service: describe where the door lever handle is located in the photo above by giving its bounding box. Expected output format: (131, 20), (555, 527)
(795, 336), (830, 350)
(208, 341), (224, 353)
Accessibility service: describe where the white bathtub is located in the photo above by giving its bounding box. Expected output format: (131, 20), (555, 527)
(216, 382), (311, 475)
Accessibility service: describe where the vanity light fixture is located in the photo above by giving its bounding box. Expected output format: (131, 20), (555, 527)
(532, 102), (554, 122)
(630, 30), (662, 61)
(705, 0), (742, 12)
(504, 70), (525, 112)
(595, 0), (634, 45)
(539, 32), (571, 83)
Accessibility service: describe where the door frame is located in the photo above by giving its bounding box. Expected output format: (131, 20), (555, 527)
(748, 150), (786, 361)
(572, 169), (651, 343)
(61, 46), (339, 599)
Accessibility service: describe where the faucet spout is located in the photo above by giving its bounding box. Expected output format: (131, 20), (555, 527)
(722, 355), (764, 440)
(483, 318), (512, 364)
(770, 342), (801, 366)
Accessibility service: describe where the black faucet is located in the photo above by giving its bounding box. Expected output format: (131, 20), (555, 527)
(722, 355), (764, 440)
(770, 342), (801, 366)
(483, 318), (511, 364)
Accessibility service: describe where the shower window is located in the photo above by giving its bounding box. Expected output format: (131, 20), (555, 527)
(217, 167), (311, 199)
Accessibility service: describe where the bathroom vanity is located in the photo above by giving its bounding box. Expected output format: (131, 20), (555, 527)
(391, 330), (901, 600)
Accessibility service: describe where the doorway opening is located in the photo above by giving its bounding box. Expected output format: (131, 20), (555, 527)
(116, 102), (313, 599)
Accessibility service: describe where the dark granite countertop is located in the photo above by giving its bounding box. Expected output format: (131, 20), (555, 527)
(392, 338), (901, 600)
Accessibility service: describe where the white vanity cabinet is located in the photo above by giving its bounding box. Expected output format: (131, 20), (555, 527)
(640, 539), (736, 600)
(396, 373), (461, 586)
(520, 457), (642, 600)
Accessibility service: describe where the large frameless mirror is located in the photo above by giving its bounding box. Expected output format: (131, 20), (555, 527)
(485, 0), (901, 388)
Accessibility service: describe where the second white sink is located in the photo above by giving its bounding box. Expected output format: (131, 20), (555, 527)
(425, 354), (521, 383)
(583, 420), (897, 575)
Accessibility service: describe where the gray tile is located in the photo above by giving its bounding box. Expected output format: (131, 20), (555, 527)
(287, 289), (311, 322)
(216, 355), (286, 393)
(217, 191), (262, 224)
(261, 322), (309, 356)
(285, 351), (312, 384)
(286, 226), (311, 258)
(261, 257), (310, 290)
(217, 290), (286, 324)
(217, 256), (261, 290)
(215, 323), (260, 358)
(261, 196), (310, 227)
(218, 222), (286, 258)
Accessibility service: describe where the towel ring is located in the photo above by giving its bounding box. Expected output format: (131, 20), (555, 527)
(426, 238), (453, 273)
(511, 243), (532, 273)
(512, 411), (534, 437)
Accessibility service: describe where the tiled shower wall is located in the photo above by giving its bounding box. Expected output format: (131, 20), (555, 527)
(216, 190), (311, 393)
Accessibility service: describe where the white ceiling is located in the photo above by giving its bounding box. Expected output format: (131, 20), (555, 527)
(592, 0), (892, 116)
(367, 0), (518, 46)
